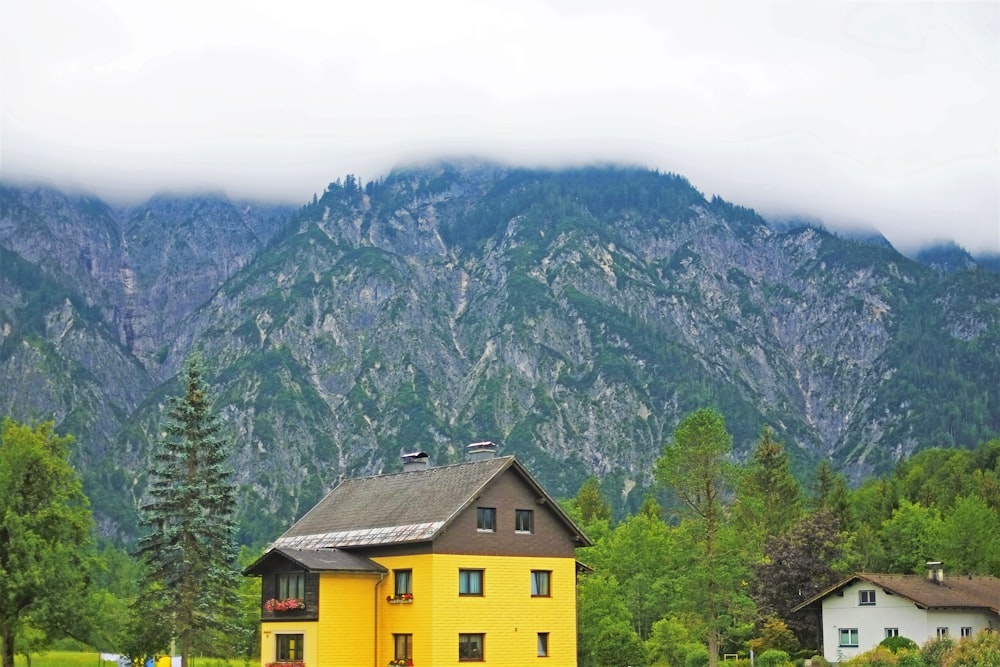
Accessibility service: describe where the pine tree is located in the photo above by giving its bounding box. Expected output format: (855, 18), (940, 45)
(733, 427), (803, 547)
(136, 355), (239, 667)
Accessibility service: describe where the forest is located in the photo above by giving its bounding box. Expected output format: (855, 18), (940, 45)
(2, 403), (999, 667)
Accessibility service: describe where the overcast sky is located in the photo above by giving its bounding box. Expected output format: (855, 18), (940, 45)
(1, 0), (997, 254)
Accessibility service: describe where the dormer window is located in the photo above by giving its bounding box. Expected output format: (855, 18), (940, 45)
(477, 507), (496, 532)
(859, 589), (876, 606)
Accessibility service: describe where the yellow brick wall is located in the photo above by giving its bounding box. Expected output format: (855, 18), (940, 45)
(317, 572), (379, 666)
(260, 572), (379, 667)
(260, 620), (316, 666)
(373, 553), (578, 667)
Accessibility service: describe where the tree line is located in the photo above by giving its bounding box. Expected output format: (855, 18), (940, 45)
(564, 409), (1000, 667)
(2, 378), (997, 666)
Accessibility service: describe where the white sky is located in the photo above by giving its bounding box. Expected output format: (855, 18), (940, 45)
(1, 0), (998, 254)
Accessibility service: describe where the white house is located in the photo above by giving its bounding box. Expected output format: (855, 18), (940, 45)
(793, 563), (1000, 664)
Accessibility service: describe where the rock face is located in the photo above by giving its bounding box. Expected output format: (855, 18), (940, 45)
(1, 164), (998, 544)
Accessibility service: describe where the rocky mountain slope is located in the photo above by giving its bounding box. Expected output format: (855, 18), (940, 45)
(1, 164), (998, 544)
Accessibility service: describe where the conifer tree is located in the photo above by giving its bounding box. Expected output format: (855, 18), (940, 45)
(734, 427), (803, 546)
(136, 355), (239, 667)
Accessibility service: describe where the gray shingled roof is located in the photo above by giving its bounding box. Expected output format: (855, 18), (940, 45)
(793, 573), (1000, 614)
(243, 547), (387, 575)
(273, 456), (522, 549)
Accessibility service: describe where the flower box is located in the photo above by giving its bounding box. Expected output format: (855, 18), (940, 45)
(388, 660), (413, 666)
(264, 598), (306, 612)
(266, 662), (305, 667)
(386, 593), (414, 604)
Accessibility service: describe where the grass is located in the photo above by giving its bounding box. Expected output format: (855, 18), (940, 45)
(12, 653), (252, 667)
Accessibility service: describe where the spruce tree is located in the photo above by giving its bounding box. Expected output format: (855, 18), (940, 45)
(136, 355), (239, 667)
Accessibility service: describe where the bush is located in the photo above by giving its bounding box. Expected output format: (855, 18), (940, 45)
(940, 629), (1000, 667)
(757, 649), (791, 667)
(809, 656), (832, 667)
(922, 637), (956, 667)
(685, 646), (709, 667)
(881, 637), (920, 653)
(897, 651), (927, 667)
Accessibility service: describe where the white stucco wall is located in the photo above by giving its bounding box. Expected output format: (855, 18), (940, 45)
(822, 581), (926, 663)
(820, 581), (997, 663)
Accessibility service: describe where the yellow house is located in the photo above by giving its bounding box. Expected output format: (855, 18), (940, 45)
(244, 442), (592, 667)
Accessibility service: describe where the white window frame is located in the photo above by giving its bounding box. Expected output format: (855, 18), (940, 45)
(839, 628), (859, 647)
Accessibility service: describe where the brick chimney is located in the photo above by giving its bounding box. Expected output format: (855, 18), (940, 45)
(401, 451), (430, 471)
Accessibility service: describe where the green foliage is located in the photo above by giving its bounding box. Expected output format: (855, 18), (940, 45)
(756, 649), (791, 667)
(750, 618), (798, 656)
(921, 636), (955, 667)
(577, 575), (634, 667)
(684, 646), (709, 667)
(135, 356), (241, 665)
(591, 620), (647, 667)
(877, 501), (943, 573)
(937, 495), (1000, 574)
(734, 427), (803, 552)
(940, 629), (1000, 667)
(880, 637), (920, 653)
(0, 419), (95, 667)
(585, 497), (673, 640)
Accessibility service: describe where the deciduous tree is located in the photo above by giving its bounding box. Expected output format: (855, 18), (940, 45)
(0, 419), (94, 667)
(655, 408), (740, 667)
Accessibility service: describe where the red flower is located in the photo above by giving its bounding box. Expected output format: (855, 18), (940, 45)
(264, 598), (305, 612)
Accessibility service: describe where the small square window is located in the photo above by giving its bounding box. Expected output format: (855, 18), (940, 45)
(839, 628), (859, 647)
(516, 509), (534, 533)
(531, 570), (551, 597)
(937, 627), (949, 638)
(476, 507), (496, 532)
(460, 569), (484, 596)
(885, 628), (899, 638)
(961, 627), (973, 638)
(459, 633), (484, 661)
(537, 632), (549, 657)
(277, 634), (304, 662)
(859, 589), (876, 606)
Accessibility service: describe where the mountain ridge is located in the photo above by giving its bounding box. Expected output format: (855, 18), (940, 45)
(1, 163), (998, 545)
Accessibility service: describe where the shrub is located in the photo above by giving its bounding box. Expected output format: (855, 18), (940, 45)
(757, 649), (791, 667)
(809, 656), (832, 667)
(921, 637), (955, 667)
(940, 629), (1000, 667)
(896, 650), (927, 667)
(880, 637), (919, 653)
(842, 645), (898, 665)
(685, 646), (709, 667)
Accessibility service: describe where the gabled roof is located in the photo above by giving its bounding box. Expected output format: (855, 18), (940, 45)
(270, 455), (591, 550)
(792, 573), (1000, 614)
(243, 547), (387, 576)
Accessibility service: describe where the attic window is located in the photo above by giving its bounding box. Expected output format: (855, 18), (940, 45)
(859, 589), (876, 606)
(476, 507), (496, 532)
(515, 509), (534, 534)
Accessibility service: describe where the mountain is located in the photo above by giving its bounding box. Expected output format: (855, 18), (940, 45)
(1, 163), (998, 545)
